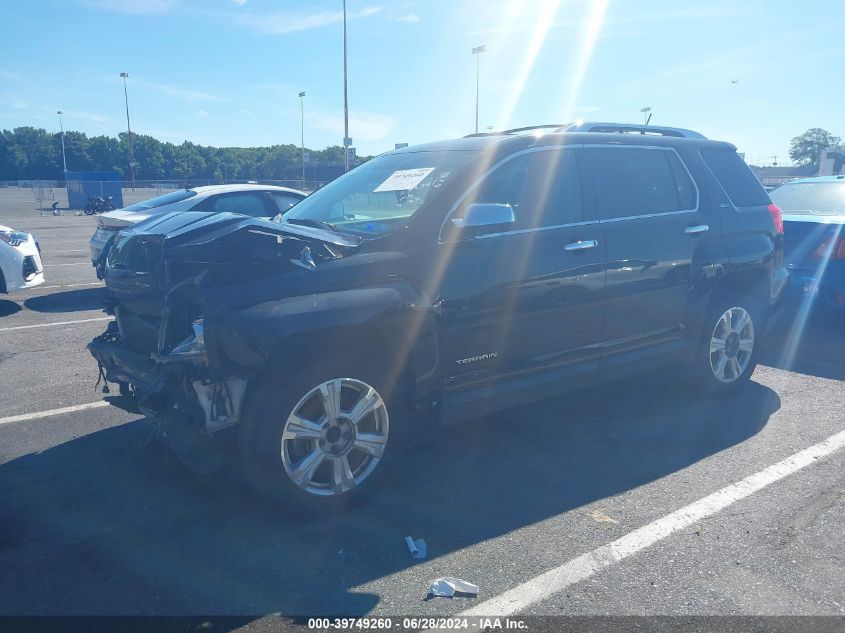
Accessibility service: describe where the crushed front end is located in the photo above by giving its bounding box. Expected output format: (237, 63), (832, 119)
(88, 210), (357, 469)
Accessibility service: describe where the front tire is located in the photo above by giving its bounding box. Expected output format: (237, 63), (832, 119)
(239, 360), (399, 514)
(692, 297), (759, 395)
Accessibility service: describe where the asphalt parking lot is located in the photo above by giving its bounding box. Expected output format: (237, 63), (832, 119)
(0, 187), (843, 621)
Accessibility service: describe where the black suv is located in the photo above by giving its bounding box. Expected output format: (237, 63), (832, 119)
(89, 123), (788, 512)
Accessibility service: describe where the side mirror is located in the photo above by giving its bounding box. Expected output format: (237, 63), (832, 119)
(451, 203), (516, 235)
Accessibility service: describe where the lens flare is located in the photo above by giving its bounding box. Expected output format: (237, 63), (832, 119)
(778, 222), (843, 370)
(560, 0), (609, 123)
(493, 0), (561, 130)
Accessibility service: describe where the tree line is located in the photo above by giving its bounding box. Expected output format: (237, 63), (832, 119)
(3, 125), (840, 183)
(0, 126), (362, 182)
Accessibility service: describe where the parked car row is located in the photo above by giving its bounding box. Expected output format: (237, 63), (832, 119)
(88, 122), (792, 513)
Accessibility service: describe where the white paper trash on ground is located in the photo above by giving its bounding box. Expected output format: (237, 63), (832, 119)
(427, 577), (479, 599)
(406, 536), (427, 560)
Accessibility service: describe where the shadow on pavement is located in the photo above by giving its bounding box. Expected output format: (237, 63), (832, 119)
(0, 375), (779, 617)
(761, 302), (845, 382)
(23, 287), (108, 314)
(0, 300), (22, 318)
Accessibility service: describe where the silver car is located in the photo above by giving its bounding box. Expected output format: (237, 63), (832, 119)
(89, 184), (306, 266)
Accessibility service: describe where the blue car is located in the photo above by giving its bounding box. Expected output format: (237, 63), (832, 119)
(770, 175), (845, 311)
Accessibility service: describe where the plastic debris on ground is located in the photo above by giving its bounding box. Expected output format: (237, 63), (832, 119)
(426, 577), (479, 599)
(405, 536), (427, 560)
(589, 509), (619, 524)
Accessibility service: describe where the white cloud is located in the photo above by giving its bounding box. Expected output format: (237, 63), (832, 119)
(393, 13), (419, 22)
(228, 0), (247, 5)
(198, 109), (209, 117)
(0, 96), (27, 110)
(308, 111), (395, 142)
(83, 0), (176, 14)
(58, 109), (115, 124)
(131, 79), (227, 103)
(237, 5), (381, 35)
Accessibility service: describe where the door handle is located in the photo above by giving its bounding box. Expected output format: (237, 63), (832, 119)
(564, 239), (598, 251)
(684, 224), (710, 235)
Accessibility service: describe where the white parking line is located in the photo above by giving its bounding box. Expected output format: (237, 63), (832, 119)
(38, 282), (102, 290)
(0, 316), (112, 332)
(45, 262), (92, 267)
(49, 249), (89, 253)
(0, 400), (110, 426)
(461, 428), (845, 617)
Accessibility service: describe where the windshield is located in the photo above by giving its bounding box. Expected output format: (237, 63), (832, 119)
(770, 181), (845, 215)
(283, 150), (477, 236)
(121, 189), (197, 212)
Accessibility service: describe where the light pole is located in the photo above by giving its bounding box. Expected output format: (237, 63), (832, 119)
(472, 45), (486, 134)
(57, 110), (68, 175)
(120, 72), (136, 190)
(640, 106), (652, 126)
(342, 0), (350, 172)
(299, 91), (306, 185)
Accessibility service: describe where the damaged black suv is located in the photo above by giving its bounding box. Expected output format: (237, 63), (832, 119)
(90, 123), (788, 512)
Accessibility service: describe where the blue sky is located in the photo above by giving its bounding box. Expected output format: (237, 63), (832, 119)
(1, 0), (842, 163)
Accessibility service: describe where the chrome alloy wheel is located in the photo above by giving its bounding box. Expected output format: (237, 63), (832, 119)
(280, 378), (389, 497)
(709, 307), (755, 384)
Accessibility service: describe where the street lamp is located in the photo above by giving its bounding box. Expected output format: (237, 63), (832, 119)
(640, 106), (652, 126)
(120, 72), (136, 190)
(342, 0), (350, 172)
(472, 45), (486, 134)
(56, 110), (68, 175)
(299, 91), (306, 185)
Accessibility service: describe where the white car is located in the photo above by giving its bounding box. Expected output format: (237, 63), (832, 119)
(89, 184), (307, 266)
(0, 225), (44, 293)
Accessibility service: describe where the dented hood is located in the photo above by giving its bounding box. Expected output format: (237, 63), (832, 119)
(120, 210), (361, 251)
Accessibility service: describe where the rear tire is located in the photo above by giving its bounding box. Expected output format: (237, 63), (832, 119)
(690, 294), (760, 396)
(239, 358), (404, 514)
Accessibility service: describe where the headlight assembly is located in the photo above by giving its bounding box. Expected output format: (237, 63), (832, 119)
(0, 231), (29, 247)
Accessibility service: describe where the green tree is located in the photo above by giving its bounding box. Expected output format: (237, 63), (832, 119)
(789, 128), (843, 168)
(0, 126), (368, 182)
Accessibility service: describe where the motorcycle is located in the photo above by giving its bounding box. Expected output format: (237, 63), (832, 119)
(83, 196), (116, 215)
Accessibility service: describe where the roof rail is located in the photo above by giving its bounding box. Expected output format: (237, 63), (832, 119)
(463, 121), (706, 140)
(557, 121), (707, 139)
(463, 124), (564, 138)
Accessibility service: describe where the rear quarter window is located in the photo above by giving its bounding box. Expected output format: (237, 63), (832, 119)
(700, 148), (770, 207)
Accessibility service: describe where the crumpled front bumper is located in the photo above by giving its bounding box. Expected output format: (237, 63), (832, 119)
(88, 320), (210, 398)
(88, 323), (168, 394)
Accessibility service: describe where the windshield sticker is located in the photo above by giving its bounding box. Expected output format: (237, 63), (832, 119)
(373, 168), (436, 192)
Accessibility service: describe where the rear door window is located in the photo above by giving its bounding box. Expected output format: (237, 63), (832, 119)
(700, 148), (770, 207)
(585, 147), (696, 219)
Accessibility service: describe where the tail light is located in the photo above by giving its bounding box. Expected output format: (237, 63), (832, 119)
(812, 236), (845, 261)
(767, 203), (784, 234)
